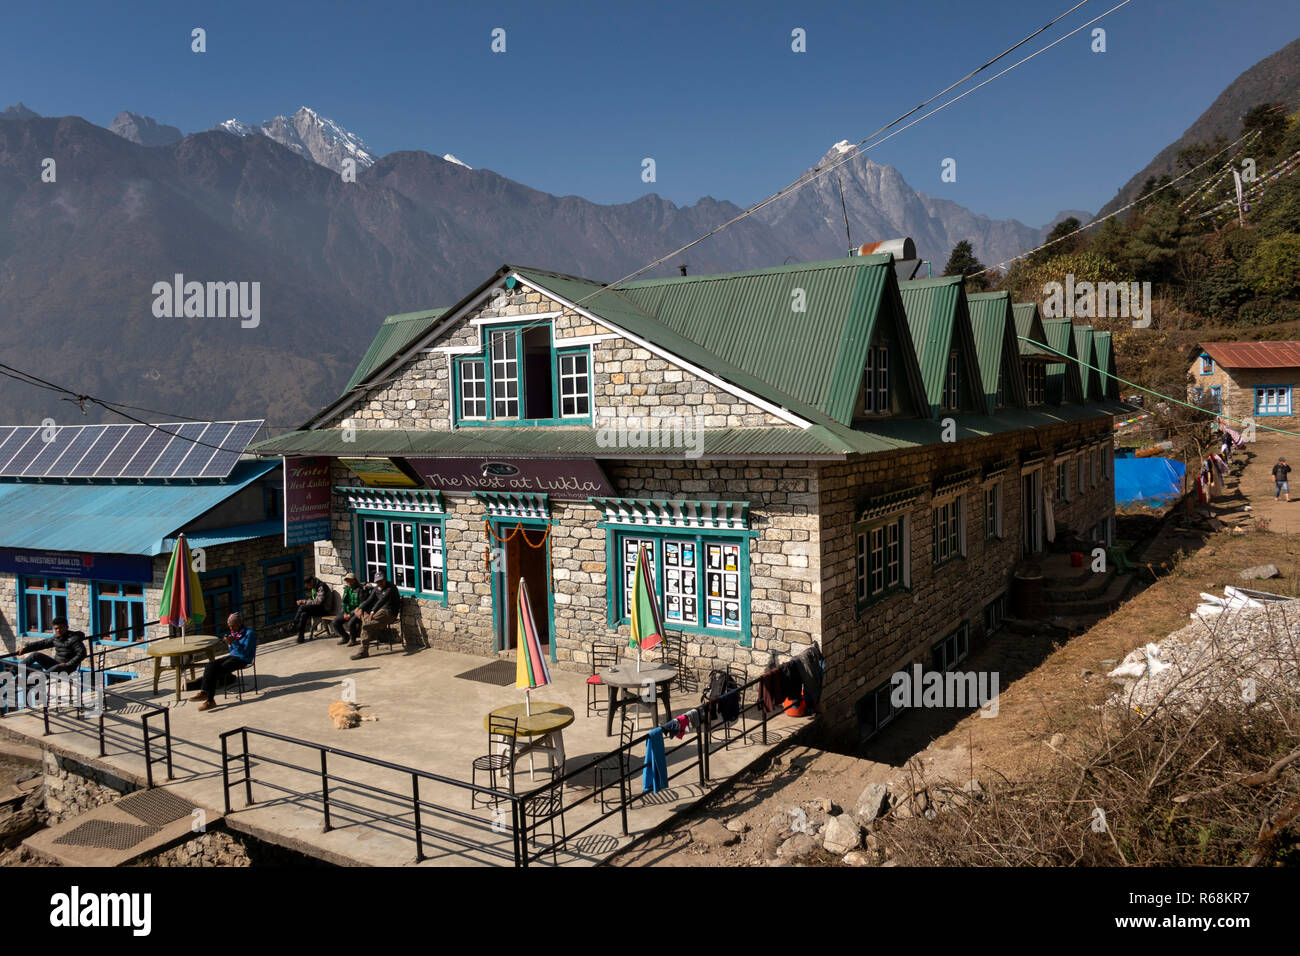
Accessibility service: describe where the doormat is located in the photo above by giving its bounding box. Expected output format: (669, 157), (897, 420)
(455, 660), (518, 686)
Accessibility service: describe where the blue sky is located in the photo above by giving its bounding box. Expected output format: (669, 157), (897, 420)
(3, 0), (1297, 227)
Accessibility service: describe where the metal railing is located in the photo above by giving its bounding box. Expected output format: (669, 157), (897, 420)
(216, 666), (814, 866)
(0, 589), (313, 785)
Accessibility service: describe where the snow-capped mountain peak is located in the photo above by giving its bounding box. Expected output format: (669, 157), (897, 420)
(218, 118), (258, 137)
(442, 154), (471, 169)
(213, 106), (375, 175)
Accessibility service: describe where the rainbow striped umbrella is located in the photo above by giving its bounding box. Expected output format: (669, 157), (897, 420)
(158, 533), (206, 641)
(629, 543), (664, 665)
(515, 578), (550, 713)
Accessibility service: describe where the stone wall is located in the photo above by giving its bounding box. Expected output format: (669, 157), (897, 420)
(817, 417), (1114, 739)
(137, 827), (328, 867)
(324, 283), (790, 431)
(41, 750), (139, 824)
(1217, 365), (1300, 430)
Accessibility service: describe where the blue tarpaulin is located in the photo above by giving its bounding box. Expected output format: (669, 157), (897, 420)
(1115, 457), (1185, 506)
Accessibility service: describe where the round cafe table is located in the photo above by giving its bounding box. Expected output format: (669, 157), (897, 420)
(147, 636), (225, 702)
(484, 701), (575, 791)
(599, 663), (676, 736)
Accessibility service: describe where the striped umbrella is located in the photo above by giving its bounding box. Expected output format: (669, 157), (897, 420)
(515, 577), (550, 715)
(158, 533), (206, 642)
(629, 543), (664, 667)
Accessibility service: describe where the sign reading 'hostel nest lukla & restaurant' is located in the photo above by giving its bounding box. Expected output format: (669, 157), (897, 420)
(402, 457), (613, 498)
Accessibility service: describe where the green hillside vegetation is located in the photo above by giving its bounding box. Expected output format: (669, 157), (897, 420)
(945, 104), (1300, 406)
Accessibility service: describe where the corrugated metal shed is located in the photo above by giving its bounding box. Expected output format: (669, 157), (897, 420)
(344, 308), (448, 392)
(0, 460), (278, 556)
(1200, 341), (1300, 369)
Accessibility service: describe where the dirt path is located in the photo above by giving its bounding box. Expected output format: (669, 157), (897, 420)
(615, 431), (1300, 866)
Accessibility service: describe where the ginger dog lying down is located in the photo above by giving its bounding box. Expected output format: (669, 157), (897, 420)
(329, 700), (379, 729)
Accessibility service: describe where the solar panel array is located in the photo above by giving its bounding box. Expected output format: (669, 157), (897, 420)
(0, 421), (264, 480)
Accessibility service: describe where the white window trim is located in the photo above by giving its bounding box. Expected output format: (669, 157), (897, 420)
(557, 348), (592, 419)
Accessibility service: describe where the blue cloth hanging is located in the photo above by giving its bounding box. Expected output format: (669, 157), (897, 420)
(642, 727), (668, 793)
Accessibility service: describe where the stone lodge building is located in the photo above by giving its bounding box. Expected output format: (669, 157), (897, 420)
(255, 255), (1124, 741)
(1189, 341), (1300, 427)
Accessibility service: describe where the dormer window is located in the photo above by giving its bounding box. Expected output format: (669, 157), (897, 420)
(941, 351), (960, 411)
(456, 322), (592, 425)
(1022, 361), (1046, 405)
(863, 345), (890, 414)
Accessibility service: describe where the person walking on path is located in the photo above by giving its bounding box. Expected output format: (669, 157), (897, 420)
(1273, 457), (1291, 502)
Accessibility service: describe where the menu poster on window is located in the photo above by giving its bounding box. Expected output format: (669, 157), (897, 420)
(707, 546), (721, 569)
(684, 597), (697, 621)
(667, 595), (681, 620)
(708, 573), (721, 597)
(708, 599), (723, 627)
(682, 570), (696, 595)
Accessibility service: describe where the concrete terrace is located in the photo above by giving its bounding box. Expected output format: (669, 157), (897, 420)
(2, 636), (804, 866)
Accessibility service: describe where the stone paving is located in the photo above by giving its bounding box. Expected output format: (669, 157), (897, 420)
(1, 635), (803, 866)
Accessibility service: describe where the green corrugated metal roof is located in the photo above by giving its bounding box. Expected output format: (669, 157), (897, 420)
(0, 460), (278, 556)
(897, 276), (983, 415)
(1093, 330), (1118, 399)
(612, 256), (894, 425)
(1041, 319), (1083, 404)
(251, 425), (864, 459)
(1073, 325), (1098, 400)
(1012, 302), (1053, 358)
(344, 308), (448, 392)
(967, 293), (1011, 415)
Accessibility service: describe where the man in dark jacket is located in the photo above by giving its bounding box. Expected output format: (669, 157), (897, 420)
(350, 573), (401, 660)
(291, 575), (335, 643)
(1273, 457), (1291, 502)
(20, 618), (87, 674)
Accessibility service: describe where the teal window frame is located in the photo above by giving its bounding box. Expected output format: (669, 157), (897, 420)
(200, 566), (243, 630)
(453, 323), (593, 427)
(602, 527), (753, 644)
(1254, 385), (1292, 417)
(259, 555), (303, 624)
(18, 576), (69, 637)
(90, 580), (147, 645)
(1199, 354), (1214, 375)
(352, 510), (448, 604)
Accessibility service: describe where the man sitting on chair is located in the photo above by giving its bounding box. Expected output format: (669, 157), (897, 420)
(350, 573), (400, 660)
(191, 612), (257, 711)
(290, 575), (334, 644)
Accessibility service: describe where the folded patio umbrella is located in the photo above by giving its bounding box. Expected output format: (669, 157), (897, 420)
(158, 532), (206, 642)
(629, 543), (664, 666)
(515, 577), (550, 715)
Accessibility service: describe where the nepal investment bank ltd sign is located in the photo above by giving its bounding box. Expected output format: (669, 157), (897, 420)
(283, 457), (332, 546)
